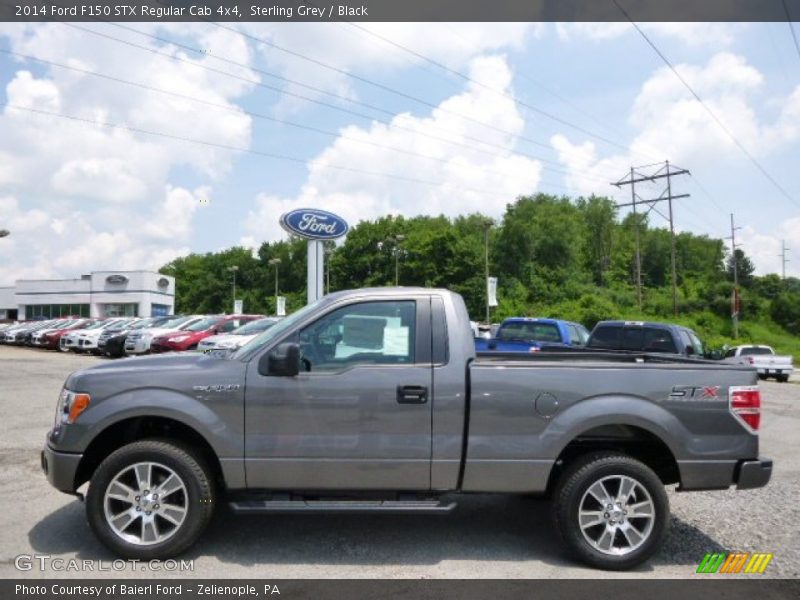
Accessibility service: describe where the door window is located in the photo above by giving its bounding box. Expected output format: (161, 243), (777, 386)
(568, 324), (589, 345)
(298, 301), (416, 372)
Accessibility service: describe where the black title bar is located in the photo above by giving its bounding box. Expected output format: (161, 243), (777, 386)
(1, 0), (799, 23)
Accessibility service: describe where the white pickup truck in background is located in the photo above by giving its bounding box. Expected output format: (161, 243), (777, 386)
(724, 345), (794, 382)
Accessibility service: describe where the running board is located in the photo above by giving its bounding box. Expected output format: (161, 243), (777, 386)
(229, 499), (457, 514)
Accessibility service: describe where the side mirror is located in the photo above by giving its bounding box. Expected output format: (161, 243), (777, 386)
(259, 342), (300, 377)
(685, 345), (695, 356)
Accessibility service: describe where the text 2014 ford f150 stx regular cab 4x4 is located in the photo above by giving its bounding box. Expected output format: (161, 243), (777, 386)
(41, 288), (772, 570)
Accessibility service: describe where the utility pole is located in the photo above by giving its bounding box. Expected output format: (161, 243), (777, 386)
(484, 220), (491, 324)
(728, 214), (742, 339)
(779, 240), (790, 280)
(613, 161), (690, 315)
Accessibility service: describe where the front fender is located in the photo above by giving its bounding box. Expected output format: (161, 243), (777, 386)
(49, 387), (243, 459)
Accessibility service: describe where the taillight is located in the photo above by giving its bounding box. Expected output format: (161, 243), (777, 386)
(528, 347), (540, 353)
(729, 386), (761, 432)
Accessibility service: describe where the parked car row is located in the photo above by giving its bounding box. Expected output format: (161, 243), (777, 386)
(0, 313), (281, 358)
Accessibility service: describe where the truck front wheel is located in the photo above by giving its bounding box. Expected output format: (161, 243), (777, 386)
(552, 453), (669, 570)
(86, 440), (215, 559)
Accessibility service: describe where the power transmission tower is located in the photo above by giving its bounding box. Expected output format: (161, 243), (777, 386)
(727, 214), (742, 338)
(613, 160), (690, 315)
(779, 240), (790, 280)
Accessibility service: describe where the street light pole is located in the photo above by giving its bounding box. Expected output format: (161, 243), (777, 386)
(268, 258), (281, 313)
(227, 265), (239, 313)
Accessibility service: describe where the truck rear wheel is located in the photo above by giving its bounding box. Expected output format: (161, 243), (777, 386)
(86, 439), (215, 559)
(552, 452), (669, 570)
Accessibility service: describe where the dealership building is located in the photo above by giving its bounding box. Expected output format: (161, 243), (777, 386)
(0, 271), (175, 320)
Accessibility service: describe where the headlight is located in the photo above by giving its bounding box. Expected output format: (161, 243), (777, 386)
(54, 389), (91, 427)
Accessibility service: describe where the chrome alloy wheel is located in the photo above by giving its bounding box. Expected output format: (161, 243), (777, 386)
(103, 462), (188, 546)
(578, 475), (655, 556)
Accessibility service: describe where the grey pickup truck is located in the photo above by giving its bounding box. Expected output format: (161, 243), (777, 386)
(42, 288), (771, 570)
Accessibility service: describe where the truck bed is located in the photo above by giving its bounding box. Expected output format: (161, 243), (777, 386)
(463, 350), (759, 493)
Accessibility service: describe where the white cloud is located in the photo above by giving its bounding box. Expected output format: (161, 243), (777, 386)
(554, 22), (737, 47)
(0, 188), (200, 284)
(241, 55), (542, 245)
(739, 218), (800, 277)
(243, 22), (535, 113)
(551, 51), (800, 276)
(0, 23), (255, 283)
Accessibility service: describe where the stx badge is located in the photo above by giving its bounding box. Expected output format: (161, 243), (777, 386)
(669, 385), (720, 400)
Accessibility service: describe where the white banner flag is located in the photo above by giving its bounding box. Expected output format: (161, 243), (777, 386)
(487, 277), (498, 307)
(276, 296), (287, 316)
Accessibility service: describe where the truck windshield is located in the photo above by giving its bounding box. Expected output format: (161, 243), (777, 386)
(232, 300), (325, 360)
(497, 322), (561, 343)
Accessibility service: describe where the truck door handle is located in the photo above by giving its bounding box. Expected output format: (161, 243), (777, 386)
(397, 385), (428, 404)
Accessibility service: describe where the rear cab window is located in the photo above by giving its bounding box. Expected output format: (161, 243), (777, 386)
(588, 325), (620, 349)
(498, 321), (561, 343)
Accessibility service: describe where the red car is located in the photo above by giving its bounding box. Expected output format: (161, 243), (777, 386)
(34, 319), (95, 350)
(150, 315), (263, 352)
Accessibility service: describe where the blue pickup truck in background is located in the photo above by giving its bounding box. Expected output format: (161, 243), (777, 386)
(474, 317), (590, 353)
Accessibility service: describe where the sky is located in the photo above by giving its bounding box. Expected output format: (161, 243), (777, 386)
(0, 20), (799, 285)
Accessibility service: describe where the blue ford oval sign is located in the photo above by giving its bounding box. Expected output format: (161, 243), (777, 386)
(279, 208), (349, 240)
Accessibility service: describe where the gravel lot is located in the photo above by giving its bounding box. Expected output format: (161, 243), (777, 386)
(0, 345), (797, 579)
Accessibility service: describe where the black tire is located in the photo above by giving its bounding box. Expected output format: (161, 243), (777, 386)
(776, 375), (788, 383)
(552, 452), (669, 570)
(757, 373), (767, 381)
(86, 439), (215, 559)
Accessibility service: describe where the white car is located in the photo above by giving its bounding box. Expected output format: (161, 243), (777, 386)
(124, 315), (205, 355)
(724, 345), (794, 382)
(77, 318), (140, 354)
(67, 319), (128, 353)
(197, 317), (281, 352)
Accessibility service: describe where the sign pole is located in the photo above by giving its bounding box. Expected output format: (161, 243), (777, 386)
(307, 240), (325, 304)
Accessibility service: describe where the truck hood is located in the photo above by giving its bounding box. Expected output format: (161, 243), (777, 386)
(64, 352), (244, 397)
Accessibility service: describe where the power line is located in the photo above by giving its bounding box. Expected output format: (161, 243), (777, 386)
(2, 45), (580, 196)
(202, 22), (561, 154)
(0, 47), (514, 173)
(783, 0), (800, 65)
(613, 0), (800, 210)
(339, 21), (637, 156)
(3, 101), (574, 198)
(61, 23), (609, 188)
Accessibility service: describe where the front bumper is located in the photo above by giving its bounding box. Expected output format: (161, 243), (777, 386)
(736, 457), (773, 490)
(41, 442), (82, 494)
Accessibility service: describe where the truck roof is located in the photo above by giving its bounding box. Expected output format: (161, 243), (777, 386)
(594, 320), (692, 331)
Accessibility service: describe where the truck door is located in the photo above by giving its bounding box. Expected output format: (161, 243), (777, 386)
(244, 297), (433, 491)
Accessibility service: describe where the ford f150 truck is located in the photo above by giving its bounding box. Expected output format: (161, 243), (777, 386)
(474, 317), (590, 353)
(41, 288), (771, 570)
(723, 345), (794, 382)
